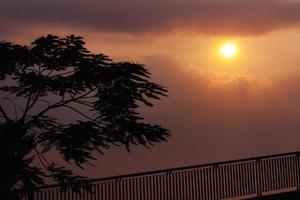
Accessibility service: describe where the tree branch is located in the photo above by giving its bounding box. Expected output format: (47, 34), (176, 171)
(49, 70), (75, 78)
(46, 69), (54, 77)
(74, 100), (94, 108)
(5, 98), (18, 121)
(62, 105), (95, 121)
(0, 105), (10, 122)
(20, 94), (32, 123)
(33, 88), (97, 120)
(21, 92), (42, 123)
(34, 148), (50, 170)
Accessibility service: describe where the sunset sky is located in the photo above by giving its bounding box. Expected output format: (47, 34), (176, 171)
(2, 0), (300, 178)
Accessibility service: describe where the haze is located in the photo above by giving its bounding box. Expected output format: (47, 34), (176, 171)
(2, 0), (300, 178)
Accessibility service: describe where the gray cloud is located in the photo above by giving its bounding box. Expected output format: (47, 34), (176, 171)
(2, 0), (300, 37)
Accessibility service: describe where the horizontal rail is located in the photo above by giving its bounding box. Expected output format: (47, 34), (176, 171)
(10, 150), (300, 200)
(26, 150), (300, 190)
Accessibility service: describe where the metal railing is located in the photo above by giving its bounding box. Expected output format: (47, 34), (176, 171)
(11, 151), (300, 200)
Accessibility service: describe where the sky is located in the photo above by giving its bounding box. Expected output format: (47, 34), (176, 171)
(2, 0), (300, 178)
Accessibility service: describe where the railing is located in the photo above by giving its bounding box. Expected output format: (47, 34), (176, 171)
(10, 151), (300, 200)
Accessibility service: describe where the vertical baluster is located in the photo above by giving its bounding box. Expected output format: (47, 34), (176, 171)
(217, 166), (222, 200)
(256, 159), (261, 197)
(247, 162), (251, 195)
(234, 164), (238, 197)
(205, 168), (210, 199)
(183, 171), (186, 200)
(189, 170), (194, 200)
(135, 178), (139, 200)
(151, 176), (155, 200)
(287, 156), (292, 189)
(230, 164), (235, 198)
(132, 178), (136, 200)
(294, 155), (299, 189)
(251, 161), (256, 195)
(225, 165), (230, 199)
(154, 175), (158, 200)
(266, 159), (271, 192)
(166, 174), (170, 200)
(221, 165), (227, 199)
(281, 157), (286, 190)
(201, 168), (205, 199)
(181, 171), (186, 200)
(160, 175), (164, 200)
(186, 171), (191, 200)
(169, 173), (172, 200)
(280, 157), (284, 190)
(276, 157), (281, 190)
(215, 166), (220, 200)
(156, 174), (161, 200)
(127, 179), (131, 200)
(191, 170), (196, 200)
(195, 169), (200, 199)
(274, 158), (280, 190)
(237, 163), (242, 197)
(210, 167), (213, 200)
(174, 172), (179, 200)
(293, 155), (297, 188)
(138, 177), (142, 200)
(275, 158), (280, 190)
(243, 163), (248, 195)
(261, 160), (266, 193)
(284, 157), (288, 189)
(155, 175), (159, 200)
(241, 163), (246, 196)
(212, 166), (217, 200)
(269, 159), (274, 191)
(278, 157), (283, 190)
(288, 156), (292, 188)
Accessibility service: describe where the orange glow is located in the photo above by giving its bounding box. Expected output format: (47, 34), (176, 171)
(220, 43), (237, 58)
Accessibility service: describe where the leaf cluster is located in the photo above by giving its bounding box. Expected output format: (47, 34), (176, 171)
(0, 35), (170, 191)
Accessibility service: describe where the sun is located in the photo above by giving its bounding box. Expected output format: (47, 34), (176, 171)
(220, 43), (237, 58)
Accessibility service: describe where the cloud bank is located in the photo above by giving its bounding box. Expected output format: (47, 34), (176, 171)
(73, 55), (300, 177)
(2, 0), (300, 37)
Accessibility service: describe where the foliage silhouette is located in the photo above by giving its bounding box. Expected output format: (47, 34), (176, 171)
(0, 35), (169, 197)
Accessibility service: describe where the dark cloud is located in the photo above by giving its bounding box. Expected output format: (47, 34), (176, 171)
(3, 0), (300, 178)
(1, 0), (300, 38)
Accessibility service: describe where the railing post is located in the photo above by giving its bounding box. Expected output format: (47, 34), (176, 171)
(296, 153), (300, 190)
(256, 159), (262, 197)
(213, 164), (219, 200)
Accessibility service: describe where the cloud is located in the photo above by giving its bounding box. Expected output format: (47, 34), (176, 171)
(2, 0), (300, 38)
(3, 0), (300, 177)
(70, 54), (300, 177)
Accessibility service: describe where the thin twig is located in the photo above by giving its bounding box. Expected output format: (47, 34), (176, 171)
(34, 87), (97, 119)
(49, 70), (75, 77)
(4, 98), (18, 121)
(20, 94), (32, 122)
(62, 105), (95, 121)
(34, 148), (49, 170)
(74, 100), (94, 108)
(0, 105), (10, 122)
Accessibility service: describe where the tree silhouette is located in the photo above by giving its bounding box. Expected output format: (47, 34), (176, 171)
(0, 35), (169, 197)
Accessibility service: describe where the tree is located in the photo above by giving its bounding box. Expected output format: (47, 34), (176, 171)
(0, 35), (169, 196)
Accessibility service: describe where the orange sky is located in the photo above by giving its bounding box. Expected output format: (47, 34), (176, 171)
(3, 0), (300, 178)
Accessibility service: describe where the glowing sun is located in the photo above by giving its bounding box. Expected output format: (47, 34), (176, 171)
(220, 44), (237, 58)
